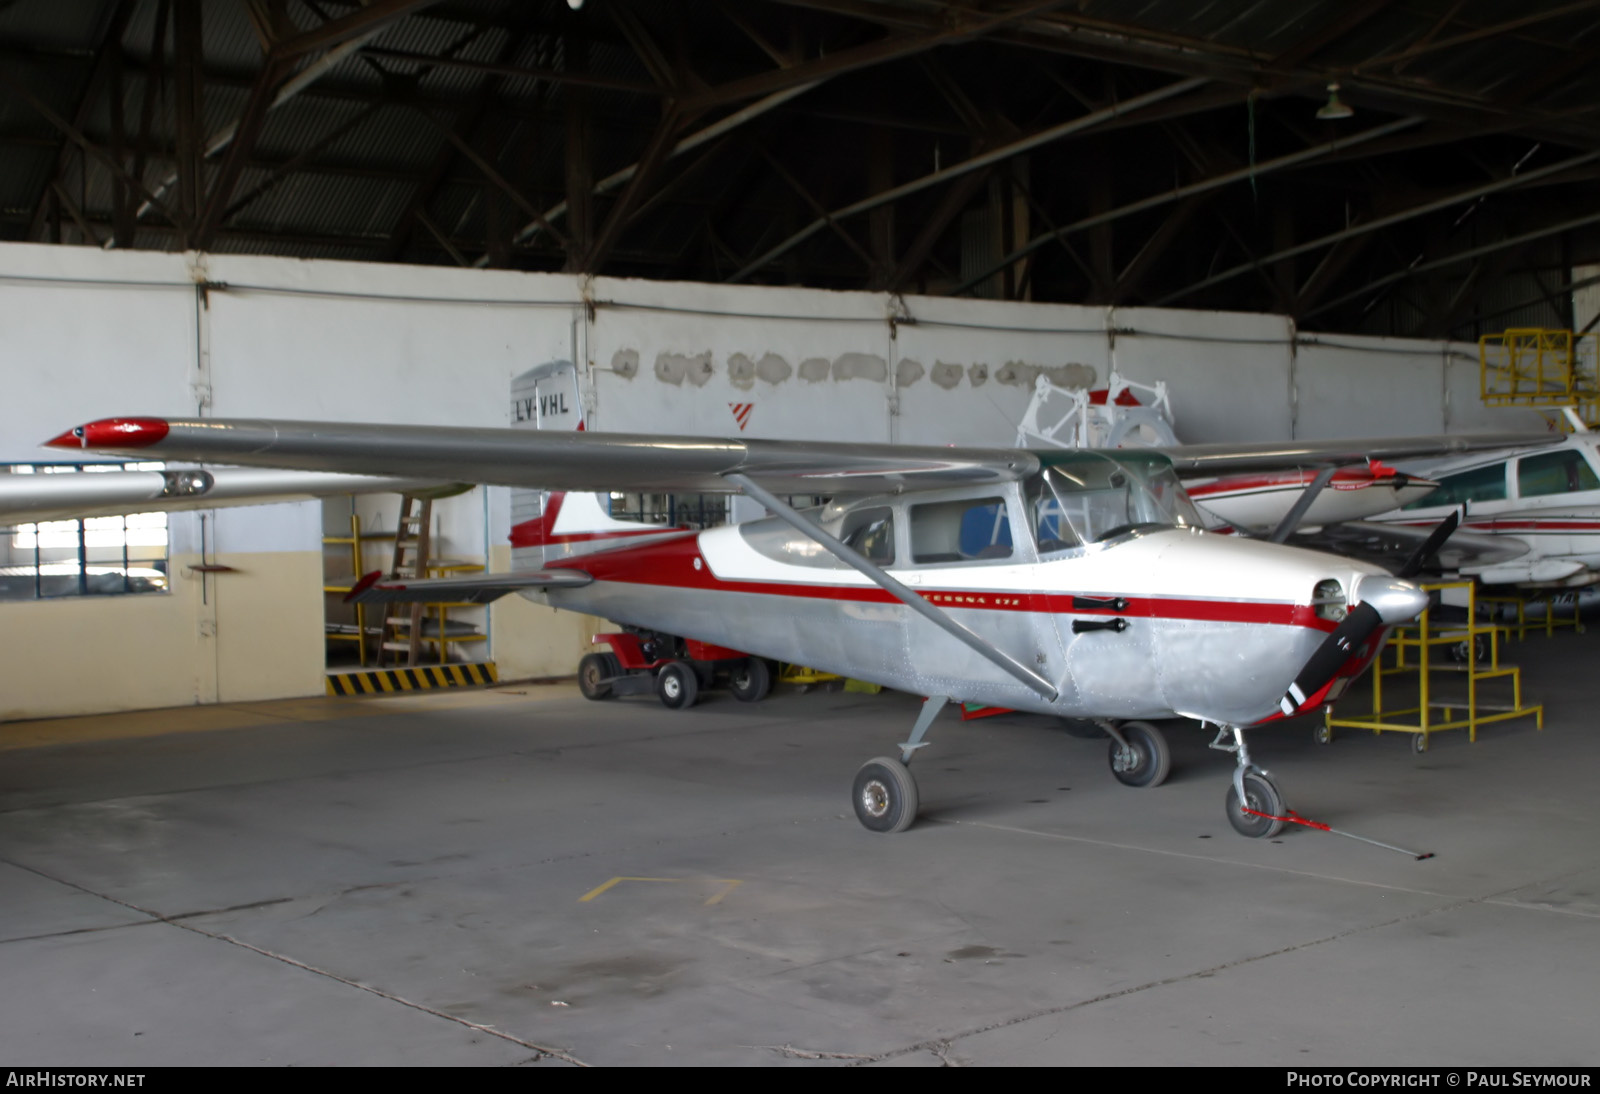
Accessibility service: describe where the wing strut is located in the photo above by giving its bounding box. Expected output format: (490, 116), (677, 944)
(725, 473), (1058, 701)
(1267, 465), (1339, 544)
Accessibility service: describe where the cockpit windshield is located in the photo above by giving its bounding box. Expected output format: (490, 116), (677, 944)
(1025, 452), (1202, 555)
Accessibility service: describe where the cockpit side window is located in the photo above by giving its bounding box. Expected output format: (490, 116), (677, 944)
(1516, 449), (1600, 498)
(910, 497), (1012, 564)
(1402, 463), (1507, 510)
(840, 506), (895, 565)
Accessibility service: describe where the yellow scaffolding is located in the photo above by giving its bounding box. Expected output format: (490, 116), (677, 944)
(1479, 328), (1600, 428)
(1324, 581), (1543, 753)
(1477, 592), (1585, 641)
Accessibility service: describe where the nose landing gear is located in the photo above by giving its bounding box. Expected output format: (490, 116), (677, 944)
(1209, 724), (1285, 838)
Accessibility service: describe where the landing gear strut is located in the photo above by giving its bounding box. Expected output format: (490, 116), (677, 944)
(1209, 724), (1285, 838)
(851, 696), (947, 833)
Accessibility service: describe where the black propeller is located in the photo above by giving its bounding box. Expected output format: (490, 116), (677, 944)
(1397, 509), (1461, 579)
(1279, 602), (1383, 717)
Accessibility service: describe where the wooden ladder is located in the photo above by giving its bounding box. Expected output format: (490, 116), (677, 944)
(380, 494), (432, 667)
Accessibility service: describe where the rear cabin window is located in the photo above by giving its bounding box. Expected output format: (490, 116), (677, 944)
(1516, 450), (1600, 498)
(910, 497), (1012, 564)
(1403, 463), (1507, 510)
(840, 506), (894, 565)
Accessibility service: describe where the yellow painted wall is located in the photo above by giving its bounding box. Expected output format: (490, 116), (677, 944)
(485, 544), (604, 680)
(0, 550), (325, 722)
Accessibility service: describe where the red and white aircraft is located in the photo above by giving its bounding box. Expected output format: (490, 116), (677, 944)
(1363, 428), (1600, 590)
(38, 416), (1549, 838)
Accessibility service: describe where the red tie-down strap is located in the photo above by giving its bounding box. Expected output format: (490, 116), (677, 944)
(1241, 806), (1436, 860)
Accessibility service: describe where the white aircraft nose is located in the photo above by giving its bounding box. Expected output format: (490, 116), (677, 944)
(1355, 573), (1430, 624)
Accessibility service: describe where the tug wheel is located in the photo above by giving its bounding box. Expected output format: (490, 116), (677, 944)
(729, 658), (772, 703)
(655, 661), (699, 710)
(577, 653), (617, 701)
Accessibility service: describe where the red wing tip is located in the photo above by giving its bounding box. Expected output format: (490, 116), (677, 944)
(45, 417), (170, 449)
(344, 570), (385, 603)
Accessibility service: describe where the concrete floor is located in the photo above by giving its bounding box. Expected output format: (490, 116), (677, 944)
(2, 636), (1598, 1067)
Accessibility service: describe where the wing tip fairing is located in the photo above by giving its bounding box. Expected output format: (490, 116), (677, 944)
(46, 418), (171, 451)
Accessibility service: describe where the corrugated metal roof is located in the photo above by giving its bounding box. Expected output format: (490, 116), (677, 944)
(2, 0), (1597, 338)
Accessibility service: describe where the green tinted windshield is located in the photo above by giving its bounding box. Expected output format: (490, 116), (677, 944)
(1026, 452), (1202, 553)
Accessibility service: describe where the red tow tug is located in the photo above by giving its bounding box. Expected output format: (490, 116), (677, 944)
(578, 629), (773, 710)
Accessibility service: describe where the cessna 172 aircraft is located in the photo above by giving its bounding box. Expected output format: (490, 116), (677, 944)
(38, 415), (1555, 840)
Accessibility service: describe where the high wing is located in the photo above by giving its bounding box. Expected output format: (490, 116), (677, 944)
(0, 465), (465, 527)
(44, 417), (1559, 496)
(1161, 432), (1561, 475)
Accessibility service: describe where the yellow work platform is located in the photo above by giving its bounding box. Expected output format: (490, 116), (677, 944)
(1477, 593), (1585, 641)
(1324, 582), (1542, 753)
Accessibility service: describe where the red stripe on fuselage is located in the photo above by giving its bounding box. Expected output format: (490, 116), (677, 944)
(1186, 465), (1407, 499)
(549, 533), (1337, 631)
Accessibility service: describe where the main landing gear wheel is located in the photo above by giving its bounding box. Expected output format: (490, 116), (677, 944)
(852, 757), (919, 833)
(655, 661), (699, 710)
(577, 653), (617, 701)
(729, 657), (772, 703)
(1226, 772), (1285, 838)
(1108, 721), (1171, 788)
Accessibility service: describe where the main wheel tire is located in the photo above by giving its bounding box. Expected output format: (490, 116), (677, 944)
(1107, 721), (1171, 788)
(852, 757), (919, 833)
(577, 652), (615, 701)
(655, 661), (699, 710)
(1225, 772), (1285, 838)
(729, 657), (772, 703)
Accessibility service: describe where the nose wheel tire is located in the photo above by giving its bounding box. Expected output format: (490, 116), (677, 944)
(655, 661), (699, 710)
(1226, 772), (1285, 838)
(729, 657), (773, 703)
(1108, 721), (1171, 788)
(852, 757), (919, 833)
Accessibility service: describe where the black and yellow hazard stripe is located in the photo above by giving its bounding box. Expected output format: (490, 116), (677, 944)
(326, 662), (499, 696)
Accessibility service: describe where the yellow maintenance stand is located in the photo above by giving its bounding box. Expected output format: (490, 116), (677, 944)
(1476, 592), (1585, 641)
(1479, 327), (1599, 428)
(1323, 581), (1543, 753)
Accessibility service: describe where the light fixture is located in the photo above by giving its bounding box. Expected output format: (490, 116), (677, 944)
(1316, 82), (1353, 120)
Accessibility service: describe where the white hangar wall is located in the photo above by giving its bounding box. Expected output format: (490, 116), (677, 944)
(0, 242), (1546, 720)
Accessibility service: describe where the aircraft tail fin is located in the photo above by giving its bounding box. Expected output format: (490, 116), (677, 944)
(510, 490), (691, 569)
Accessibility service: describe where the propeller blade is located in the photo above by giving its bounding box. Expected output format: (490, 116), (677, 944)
(1398, 510), (1461, 578)
(1279, 602), (1382, 716)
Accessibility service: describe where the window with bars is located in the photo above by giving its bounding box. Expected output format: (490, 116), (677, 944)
(1, 463), (170, 600)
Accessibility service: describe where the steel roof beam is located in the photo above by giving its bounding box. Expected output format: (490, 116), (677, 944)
(951, 113), (1422, 298)
(727, 74), (1209, 283)
(1155, 148), (1600, 306)
(1303, 208), (1600, 322)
